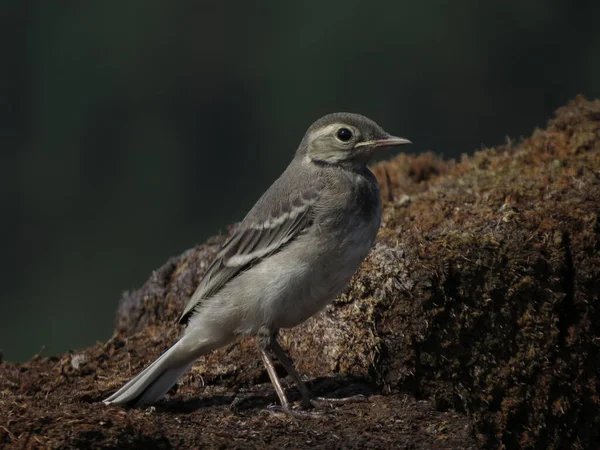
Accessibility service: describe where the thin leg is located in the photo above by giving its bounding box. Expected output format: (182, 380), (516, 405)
(259, 346), (291, 410)
(256, 328), (361, 418)
(256, 327), (324, 420)
(269, 338), (313, 408)
(257, 326), (291, 409)
(270, 338), (366, 408)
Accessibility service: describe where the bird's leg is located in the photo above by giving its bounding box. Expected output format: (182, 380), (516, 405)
(269, 336), (366, 408)
(257, 327), (325, 420)
(257, 328), (362, 419)
(257, 327), (291, 410)
(268, 336), (313, 409)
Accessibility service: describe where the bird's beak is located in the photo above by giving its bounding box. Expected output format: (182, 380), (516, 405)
(373, 135), (412, 148)
(355, 135), (412, 149)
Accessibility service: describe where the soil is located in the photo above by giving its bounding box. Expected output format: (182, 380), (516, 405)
(1, 96), (599, 449)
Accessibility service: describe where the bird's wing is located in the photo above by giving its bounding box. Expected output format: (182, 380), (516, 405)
(179, 186), (319, 324)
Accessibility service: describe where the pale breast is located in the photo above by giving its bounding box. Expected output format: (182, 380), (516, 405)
(218, 168), (382, 334)
(266, 172), (382, 329)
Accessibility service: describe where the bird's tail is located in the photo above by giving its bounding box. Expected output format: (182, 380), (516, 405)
(103, 340), (194, 407)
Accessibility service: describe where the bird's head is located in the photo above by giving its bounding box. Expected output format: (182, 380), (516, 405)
(298, 112), (410, 168)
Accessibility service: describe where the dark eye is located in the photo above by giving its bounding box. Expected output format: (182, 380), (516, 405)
(336, 127), (353, 142)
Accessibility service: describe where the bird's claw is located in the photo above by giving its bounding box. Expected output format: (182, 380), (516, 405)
(266, 403), (326, 421)
(310, 394), (367, 408)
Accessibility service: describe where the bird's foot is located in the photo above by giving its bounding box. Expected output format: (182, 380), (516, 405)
(265, 403), (326, 421)
(310, 394), (367, 408)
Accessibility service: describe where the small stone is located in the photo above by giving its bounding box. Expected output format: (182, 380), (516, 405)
(70, 353), (87, 370)
(397, 194), (412, 207)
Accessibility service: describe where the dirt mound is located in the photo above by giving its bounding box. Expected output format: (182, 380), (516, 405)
(2, 96), (599, 449)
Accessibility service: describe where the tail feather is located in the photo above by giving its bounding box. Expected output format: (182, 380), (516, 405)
(103, 341), (193, 407)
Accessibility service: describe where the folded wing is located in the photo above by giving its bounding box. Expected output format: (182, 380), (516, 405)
(179, 188), (319, 324)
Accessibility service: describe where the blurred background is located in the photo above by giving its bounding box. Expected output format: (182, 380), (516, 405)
(1, 1), (599, 361)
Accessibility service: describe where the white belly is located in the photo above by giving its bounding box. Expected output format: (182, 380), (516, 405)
(232, 213), (380, 332)
(184, 168), (381, 345)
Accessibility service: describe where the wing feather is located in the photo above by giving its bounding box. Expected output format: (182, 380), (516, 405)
(178, 190), (317, 324)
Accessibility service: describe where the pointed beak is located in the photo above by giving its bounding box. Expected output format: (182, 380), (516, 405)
(372, 135), (412, 148)
(355, 135), (412, 149)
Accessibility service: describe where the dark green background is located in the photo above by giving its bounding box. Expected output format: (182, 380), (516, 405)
(2, 1), (599, 361)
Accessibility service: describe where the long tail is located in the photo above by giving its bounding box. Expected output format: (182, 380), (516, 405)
(103, 340), (194, 407)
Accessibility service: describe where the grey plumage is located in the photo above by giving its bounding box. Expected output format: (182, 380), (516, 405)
(103, 112), (410, 409)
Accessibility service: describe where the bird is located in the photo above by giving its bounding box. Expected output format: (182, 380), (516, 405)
(103, 112), (410, 413)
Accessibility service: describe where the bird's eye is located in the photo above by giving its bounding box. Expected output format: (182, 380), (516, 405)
(336, 127), (353, 142)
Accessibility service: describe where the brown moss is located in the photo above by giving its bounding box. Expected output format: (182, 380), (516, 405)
(2, 96), (599, 449)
